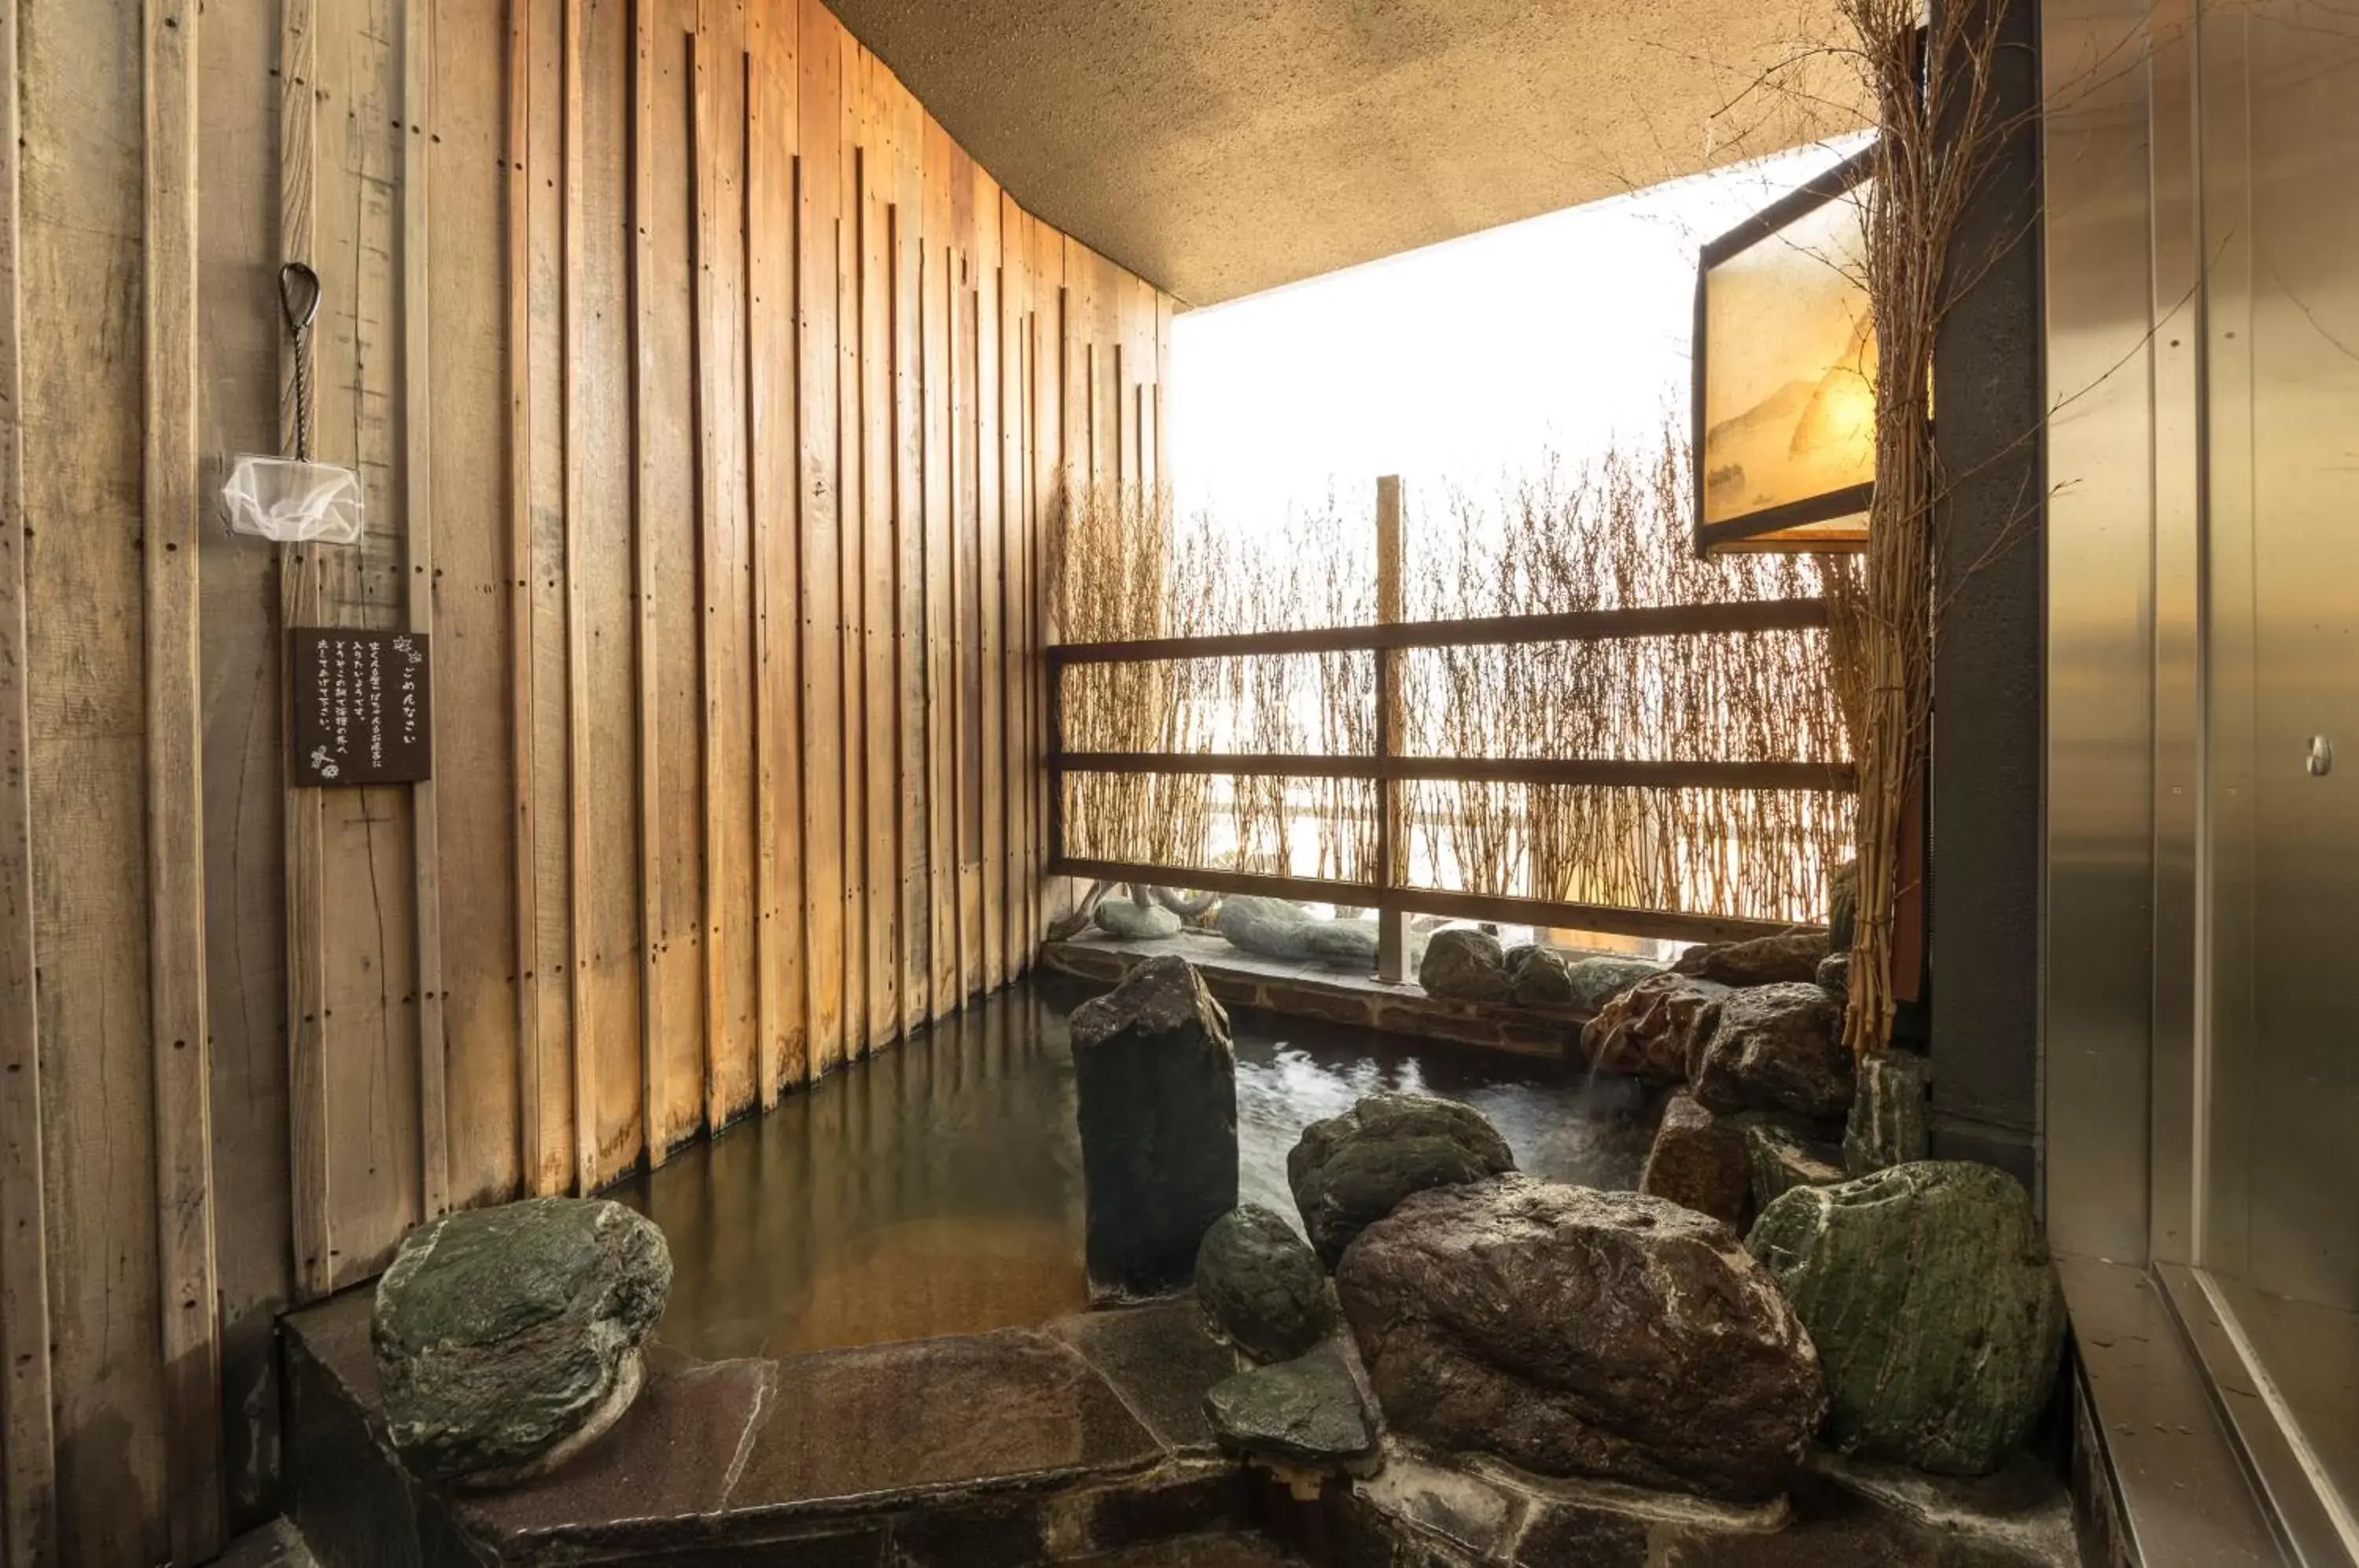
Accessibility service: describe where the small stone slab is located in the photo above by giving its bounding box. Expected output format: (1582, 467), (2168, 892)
(1050, 1299), (1244, 1455)
(731, 1330), (1163, 1511)
(1673, 932), (1830, 988)
(1205, 1345), (1376, 1466)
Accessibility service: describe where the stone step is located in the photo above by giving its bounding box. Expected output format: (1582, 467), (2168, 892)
(282, 1290), (1264, 1567)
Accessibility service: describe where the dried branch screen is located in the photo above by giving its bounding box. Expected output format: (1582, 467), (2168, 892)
(1051, 439), (1857, 930)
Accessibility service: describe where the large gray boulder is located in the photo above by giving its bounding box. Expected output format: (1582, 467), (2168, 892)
(1689, 983), (1853, 1119)
(1562, 955), (1668, 1014)
(1095, 895), (1183, 941)
(1216, 895), (1316, 960)
(1843, 1048), (1933, 1176)
(1336, 1177), (1826, 1502)
(1578, 973), (1728, 1080)
(1673, 931), (1831, 987)
(1196, 1205), (1336, 1364)
(1204, 1343), (1377, 1467)
(373, 1197), (672, 1486)
(1637, 1091), (1750, 1230)
(1504, 945), (1575, 1008)
(1072, 956), (1239, 1299)
(1419, 928), (1510, 1002)
(1287, 1093), (1515, 1268)
(1748, 1161), (2066, 1475)
(1305, 918), (1382, 970)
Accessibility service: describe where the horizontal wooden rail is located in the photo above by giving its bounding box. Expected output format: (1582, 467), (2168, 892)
(1051, 856), (1807, 947)
(1047, 597), (1830, 666)
(1058, 752), (1855, 792)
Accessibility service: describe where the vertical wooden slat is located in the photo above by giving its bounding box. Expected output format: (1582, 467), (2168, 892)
(921, 119), (953, 1020)
(836, 22), (867, 1065)
(975, 171), (1003, 998)
(892, 79), (926, 1040)
(0, 0), (47, 1549)
(646, 0), (706, 1154)
(403, 0), (450, 1221)
(25, 0), (171, 1550)
(283, 0), (333, 1303)
(748, 0), (802, 1106)
(560, 0), (597, 1194)
(506, 0), (548, 1198)
(629, 0), (667, 1164)
(857, 61), (896, 1057)
(796, 0), (843, 1083)
(692, 0), (756, 1128)
(144, 2), (223, 1546)
(426, 0), (521, 1213)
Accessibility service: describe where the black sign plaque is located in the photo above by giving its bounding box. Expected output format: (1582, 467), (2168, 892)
(289, 628), (432, 786)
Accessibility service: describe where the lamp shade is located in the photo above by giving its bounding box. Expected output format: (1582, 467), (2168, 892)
(1692, 145), (1877, 554)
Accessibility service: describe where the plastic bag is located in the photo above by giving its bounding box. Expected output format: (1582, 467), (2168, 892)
(222, 454), (364, 545)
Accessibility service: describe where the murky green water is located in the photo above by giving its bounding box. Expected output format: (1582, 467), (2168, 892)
(612, 977), (1660, 1361)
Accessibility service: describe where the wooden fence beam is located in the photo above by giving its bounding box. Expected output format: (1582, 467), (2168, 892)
(1051, 857), (1809, 948)
(1051, 597), (1833, 666)
(1055, 753), (1857, 793)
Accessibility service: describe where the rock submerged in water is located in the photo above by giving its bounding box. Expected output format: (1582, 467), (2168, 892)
(1689, 983), (1853, 1119)
(1336, 1176), (1826, 1502)
(1419, 928), (1510, 1002)
(1071, 956), (1239, 1299)
(1673, 931), (1831, 988)
(1748, 1161), (2066, 1476)
(1579, 973), (1728, 1080)
(1287, 1092), (1516, 1268)
(1204, 1342), (1378, 1467)
(1562, 955), (1668, 1014)
(1843, 1048), (1933, 1177)
(1637, 1091), (1751, 1230)
(1095, 895), (1183, 941)
(373, 1197), (672, 1487)
(1196, 1205), (1336, 1364)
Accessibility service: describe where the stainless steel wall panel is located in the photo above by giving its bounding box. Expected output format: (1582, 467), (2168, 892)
(2041, 0), (2165, 1265)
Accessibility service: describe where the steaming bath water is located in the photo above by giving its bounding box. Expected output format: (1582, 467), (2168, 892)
(611, 977), (1658, 1362)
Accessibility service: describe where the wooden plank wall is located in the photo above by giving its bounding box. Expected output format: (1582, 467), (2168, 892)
(0, 0), (1176, 1561)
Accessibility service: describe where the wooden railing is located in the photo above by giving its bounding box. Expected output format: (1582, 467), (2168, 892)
(1047, 481), (1856, 966)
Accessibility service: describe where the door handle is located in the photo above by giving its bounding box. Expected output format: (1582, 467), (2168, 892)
(2306, 735), (2334, 777)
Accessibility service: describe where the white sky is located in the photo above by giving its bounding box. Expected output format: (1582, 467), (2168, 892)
(1168, 138), (1869, 531)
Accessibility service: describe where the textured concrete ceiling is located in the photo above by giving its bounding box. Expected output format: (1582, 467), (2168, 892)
(825, 0), (1864, 307)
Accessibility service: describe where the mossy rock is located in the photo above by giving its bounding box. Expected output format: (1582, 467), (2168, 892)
(1748, 1161), (2066, 1475)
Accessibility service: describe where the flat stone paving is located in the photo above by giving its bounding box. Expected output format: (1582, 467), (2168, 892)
(1043, 932), (1593, 1059)
(285, 1290), (1264, 1567)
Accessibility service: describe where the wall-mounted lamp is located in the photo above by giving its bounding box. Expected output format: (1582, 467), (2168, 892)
(1692, 145), (1877, 554)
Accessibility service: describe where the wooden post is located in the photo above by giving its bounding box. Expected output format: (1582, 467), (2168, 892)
(1375, 475), (1409, 984)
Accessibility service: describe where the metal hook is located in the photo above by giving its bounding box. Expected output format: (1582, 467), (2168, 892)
(278, 263), (322, 337)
